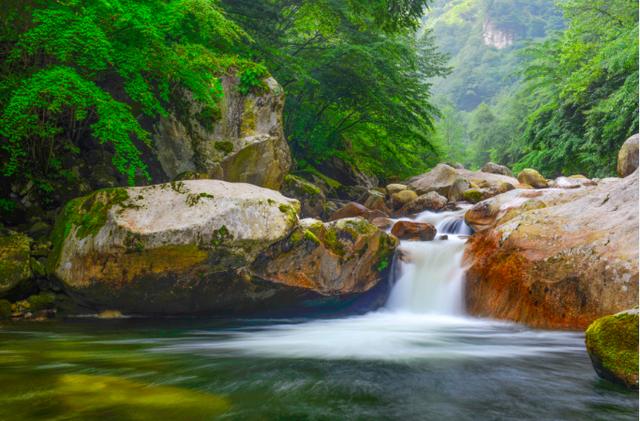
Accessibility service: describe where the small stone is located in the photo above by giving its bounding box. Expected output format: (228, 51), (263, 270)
(390, 220), (436, 241)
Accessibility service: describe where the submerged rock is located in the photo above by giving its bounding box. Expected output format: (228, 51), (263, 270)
(49, 180), (396, 315)
(154, 75), (291, 189)
(585, 310), (639, 389)
(390, 221), (436, 241)
(464, 171), (639, 329)
(617, 134), (639, 177)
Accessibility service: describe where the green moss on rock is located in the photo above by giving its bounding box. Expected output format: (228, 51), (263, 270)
(463, 189), (484, 203)
(215, 141), (234, 155)
(0, 230), (33, 294)
(585, 311), (639, 389)
(27, 292), (56, 311)
(284, 174), (322, 196)
(0, 299), (11, 319)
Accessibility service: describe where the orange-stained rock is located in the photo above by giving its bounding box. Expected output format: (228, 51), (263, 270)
(391, 220), (436, 241)
(463, 171), (639, 329)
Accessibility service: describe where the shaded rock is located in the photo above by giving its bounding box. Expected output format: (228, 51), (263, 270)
(317, 156), (378, 190)
(481, 162), (513, 177)
(386, 183), (408, 195)
(364, 190), (391, 215)
(49, 180), (301, 314)
(391, 190), (418, 209)
(154, 76), (291, 189)
(390, 220), (436, 241)
(281, 174), (326, 218)
(617, 134), (639, 177)
(0, 230), (32, 296)
(464, 171), (639, 329)
(585, 310), (639, 389)
(254, 218), (398, 296)
(399, 191), (448, 215)
(329, 202), (387, 222)
(517, 168), (548, 188)
(408, 163), (518, 201)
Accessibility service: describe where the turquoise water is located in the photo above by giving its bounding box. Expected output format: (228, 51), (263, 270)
(0, 314), (637, 420)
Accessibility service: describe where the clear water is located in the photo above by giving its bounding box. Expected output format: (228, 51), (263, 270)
(0, 209), (636, 419)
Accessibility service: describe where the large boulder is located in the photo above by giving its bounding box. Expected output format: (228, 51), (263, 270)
(408, 163), (518, 201)
(481, 162), (513, 177)
(585, 309), (639, 389)
(463, 171), (639, 329)
(154, 76), (291, 189)
(254, 218), (398, 296)
(517, 168), (548, 188)
(49, 181), (397, 314)
(617, 134), (639, 177)
(0, 230), (32, 296)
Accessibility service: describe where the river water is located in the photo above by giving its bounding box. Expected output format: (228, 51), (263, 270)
(0, 209), (637, 420)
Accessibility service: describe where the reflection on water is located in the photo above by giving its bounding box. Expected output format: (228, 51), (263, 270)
(0, 318), (637, 420)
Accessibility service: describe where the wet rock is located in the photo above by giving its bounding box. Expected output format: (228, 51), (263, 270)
(329, 202), (387, 221)
(481, 162), (513, 177)
(371, 217), (393, 230)
(617, 134), (639, 177)
(553, 176), (597, 189)
(390, 220), (436, 241)
(399, 191), (448, 215)
(586, 309), (639, 389)
(463, 189), (484, 204)
(517, 168), (548, 188)
(464, 171), (638, 329)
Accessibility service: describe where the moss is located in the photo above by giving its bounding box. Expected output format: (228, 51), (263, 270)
(585, 312), (639, 388)
(170, 181), (187, 194)
(323, 226), (345, 257)
(214, 141), (234, 155)
(0, 230), (32, 292)
(463, 189), (483, 203)
(284, 174), (322, 196)
(26, 292), (56, 311)
(0, 299), (11, 319)
(185, 192), (215, 207)
(211, 226), (230, 247)
(240, 99), (256, 136)
(278, 203), (299, 225)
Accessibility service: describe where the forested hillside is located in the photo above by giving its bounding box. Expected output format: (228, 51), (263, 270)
(430, 0), (638, 177)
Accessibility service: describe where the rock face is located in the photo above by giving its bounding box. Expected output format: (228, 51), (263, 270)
(153, 76), (291, 189)
(408, 163), (518, 201)
(49, 181), (397, 314)
(0, 230), (32, 295)
(390, 221), (436, 241)
(585, 309), (639, 389)
(617, 134), (639, 177)
(517, 168), (548, 188)
(464, 171), (639, 329)
(481, 162), (513, 177)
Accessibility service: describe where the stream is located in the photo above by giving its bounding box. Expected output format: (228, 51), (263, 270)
(0, 209), (637, 420)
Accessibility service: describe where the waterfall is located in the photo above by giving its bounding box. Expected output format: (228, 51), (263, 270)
(385, 208), (471, 315)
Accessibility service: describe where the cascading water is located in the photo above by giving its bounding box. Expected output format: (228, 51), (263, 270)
(385, 207), (471, 315)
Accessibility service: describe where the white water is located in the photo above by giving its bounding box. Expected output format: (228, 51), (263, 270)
(157, 208), (584, 361)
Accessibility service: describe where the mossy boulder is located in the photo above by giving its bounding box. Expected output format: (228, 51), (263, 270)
(617, 134), (639, 177)
(391, 190), (418, 209)
(463, 189), (484, 204)
(281, 174), (326, 218)
(585, 310), (639, 389)
(49, 180), (301, 314)
(254, 218), (398, 297)
(0, 230), (33, 296)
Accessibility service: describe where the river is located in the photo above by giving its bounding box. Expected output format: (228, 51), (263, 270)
(0, 209), (637, 420)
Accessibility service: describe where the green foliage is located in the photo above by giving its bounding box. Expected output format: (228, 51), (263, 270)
(223, 0), (449, 180)
(0, 0), (255, 199)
